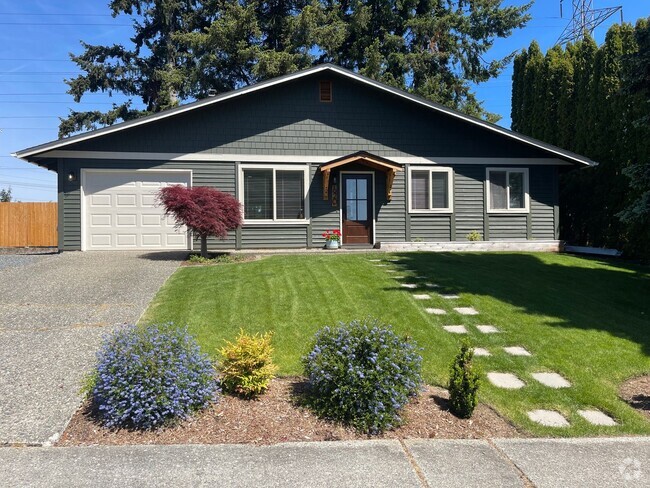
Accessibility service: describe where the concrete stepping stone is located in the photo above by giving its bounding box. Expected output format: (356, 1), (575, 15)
(374, 264), (388, 267)
(577, 409), (617, 426)
(415, 275), (427, 279)
(531, 372), (571, 388)
(401, 283), (418, 289)
(425, 308), (446, 315)
(387, 259), (400, 262)
(386, 269), (397, 273)
(476, 325), (500, 334)
(528, 410), (570, 427)
(394, 276), (405, 279)
(443, 325), (467, 334)
(473, 348), (491, 356)
(503, 346), (531, 357)
(413, 294), (431, 300)
(454, 307), (479, 315)
(368, 259), (382, 262)
(487, 372), (525, 389)
(425, 283), (439, 288)
(439, 294), (460, 299)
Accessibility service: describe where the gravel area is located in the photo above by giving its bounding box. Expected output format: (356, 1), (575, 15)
(0, 251), (184, 445)
(58, 378), (520, 446)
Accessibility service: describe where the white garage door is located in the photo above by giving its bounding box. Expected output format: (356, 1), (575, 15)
(83, 170), (191, 250)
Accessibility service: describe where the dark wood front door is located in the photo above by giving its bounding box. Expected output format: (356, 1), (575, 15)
(342, 174), (373, 245)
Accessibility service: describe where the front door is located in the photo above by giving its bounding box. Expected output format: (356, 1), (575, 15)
(342, 174), (373, 245)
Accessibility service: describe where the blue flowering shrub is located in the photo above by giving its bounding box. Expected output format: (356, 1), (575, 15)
(88, 323), (219, 429)
(302, 319), (423, 434)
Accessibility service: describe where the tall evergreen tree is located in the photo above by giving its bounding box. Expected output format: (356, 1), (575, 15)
(61, 0), (532, 137)
(60, 0), (217, 137)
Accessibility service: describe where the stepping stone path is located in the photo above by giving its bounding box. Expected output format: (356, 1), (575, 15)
(374, 264), (388, 267)
(577, 409), (617, 426)
(425, 283), (439, 288)
(503, 346), (532, 357)
(439, 294), (460, 299)
(401, 283), (418, 289)
(368, 259), (382, 262)
(425, 308), (446, 315)
(443, 325), (467, 334)
(531, 372), (571, 388)
(413, 294), (431, 300)
(386, 270), (397, 273)
(394, 276), (405, 279)
(454, 307), (479, 315)
(528, 410), (570, 427)
(476, 325), (500, 334)
(487, 372), (525, 389)
(473, 348), (491, 356)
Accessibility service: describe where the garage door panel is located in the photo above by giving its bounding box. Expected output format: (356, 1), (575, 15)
(141, 214), (161, 226)
(90, 214), (111, 227)
(116, 194), (137, 207)
(90, 194), (111, 207)
(91, 234), (112, 247)
(142, 234), (162, 247)
(84, 171), (190, 251)
(116, 214), (137, 227)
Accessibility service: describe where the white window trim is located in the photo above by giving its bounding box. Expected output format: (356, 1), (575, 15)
(485, 167), (530, 214)
(407, 166), (454, 214)
(238, 163), (310, 224)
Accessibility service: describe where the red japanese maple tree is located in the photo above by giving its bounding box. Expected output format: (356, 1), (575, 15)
(158, 186), (243, 257)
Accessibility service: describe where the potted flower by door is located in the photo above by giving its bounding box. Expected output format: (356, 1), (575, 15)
(323, 229), (341, 249)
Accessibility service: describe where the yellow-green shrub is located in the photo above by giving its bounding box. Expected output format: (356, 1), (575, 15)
(219, 330), (277, 398)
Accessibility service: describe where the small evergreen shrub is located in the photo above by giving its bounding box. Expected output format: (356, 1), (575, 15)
(302, 319), (423, 434)
(219, 330), (278, 398)
(448, 340), (480, 419)
(89, 323), (219, 429)
(466, 230), (482, 241)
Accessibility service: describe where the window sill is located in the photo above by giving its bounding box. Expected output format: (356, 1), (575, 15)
(408, 209), (454, 215)
(243, 220), (310, 226)
(486, 209), (530, 215)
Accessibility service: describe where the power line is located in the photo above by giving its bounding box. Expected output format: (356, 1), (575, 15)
(0, 22), (131, 26)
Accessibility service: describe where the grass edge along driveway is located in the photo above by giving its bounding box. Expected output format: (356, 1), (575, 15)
(140, 252), (650, 437)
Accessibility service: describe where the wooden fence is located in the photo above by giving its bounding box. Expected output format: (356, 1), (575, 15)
(0, 202), (57, 247)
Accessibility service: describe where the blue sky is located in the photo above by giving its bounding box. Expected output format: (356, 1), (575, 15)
(1, 0), (647, 201)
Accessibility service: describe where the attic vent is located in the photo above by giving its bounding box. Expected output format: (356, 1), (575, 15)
(319, 80), (332, 102)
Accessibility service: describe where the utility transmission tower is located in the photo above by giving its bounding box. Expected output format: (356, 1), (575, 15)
(557, 0), (623, 46)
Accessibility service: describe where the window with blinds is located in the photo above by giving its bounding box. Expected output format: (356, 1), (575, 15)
(409, 167), (452, 212)
(242, 167), (306, 221)
(487, 168), (528, 213)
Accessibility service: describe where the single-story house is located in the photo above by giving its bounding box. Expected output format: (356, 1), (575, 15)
(14, 64), (595, 252)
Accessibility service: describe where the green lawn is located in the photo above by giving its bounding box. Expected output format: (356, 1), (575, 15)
(141, 252), (650, 436)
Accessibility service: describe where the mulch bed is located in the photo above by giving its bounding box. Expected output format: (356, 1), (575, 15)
(57, 377), (521, 446)
(619, 375), (650, 421)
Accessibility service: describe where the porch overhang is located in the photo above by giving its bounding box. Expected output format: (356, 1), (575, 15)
(320, 151), (403, 201)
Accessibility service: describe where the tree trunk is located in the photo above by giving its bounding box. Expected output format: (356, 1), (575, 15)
(200, 235), (208, 258)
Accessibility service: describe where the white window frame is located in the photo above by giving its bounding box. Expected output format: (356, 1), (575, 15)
(407, 166), (454, 214)
(485, 167), (530, 214)
(238, 163), (310, 224)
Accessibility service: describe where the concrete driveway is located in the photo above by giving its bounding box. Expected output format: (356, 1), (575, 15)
(0, 251), (184, 445)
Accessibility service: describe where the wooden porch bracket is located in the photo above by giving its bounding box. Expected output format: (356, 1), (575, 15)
(386, 169), (396, 201)
(322, 169), (330, 201)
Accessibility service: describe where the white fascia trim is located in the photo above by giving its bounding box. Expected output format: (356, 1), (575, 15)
(16, 64), (593, 167)
(39, 150), (574, 166)
(238, 163), (310, 224)
(407, 166), (454, 214)
(485, 167), (530, 214)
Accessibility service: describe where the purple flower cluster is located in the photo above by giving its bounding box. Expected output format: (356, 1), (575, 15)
(91, 323), (219, 429)
(302, 319), (423, 434)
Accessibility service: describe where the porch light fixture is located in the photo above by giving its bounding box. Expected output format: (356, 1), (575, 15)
(67, 171), (77, 182)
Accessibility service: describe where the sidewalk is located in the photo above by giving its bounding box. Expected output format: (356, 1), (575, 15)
(1, 437), (648, 487)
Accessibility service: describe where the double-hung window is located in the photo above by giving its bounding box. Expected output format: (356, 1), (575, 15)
(486, 168), (529, 213)
(408, 166), (453, 213)
(241, 165), (308, 222)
